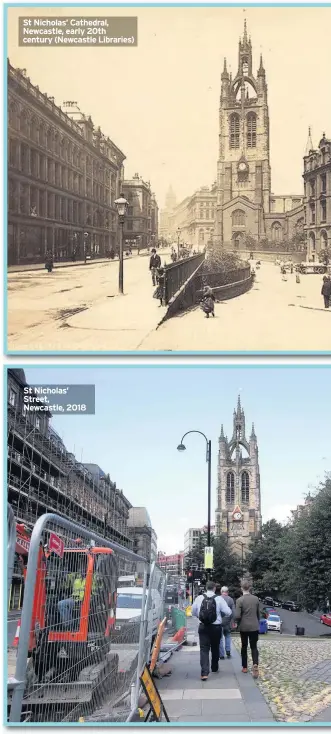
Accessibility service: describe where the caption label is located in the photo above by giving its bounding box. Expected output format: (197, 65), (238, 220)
(18, 16), (138, 47)
(23, 384), (95, 414)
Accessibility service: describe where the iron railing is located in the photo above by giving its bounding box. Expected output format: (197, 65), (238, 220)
(196, 265), (251, 291)
(163, 253), (205, 304)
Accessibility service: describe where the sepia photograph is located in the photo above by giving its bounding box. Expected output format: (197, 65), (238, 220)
(6, 365), (331, 724)
(5, 4), (331, 354)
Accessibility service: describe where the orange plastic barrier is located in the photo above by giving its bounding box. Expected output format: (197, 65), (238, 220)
(150, 616), (167, 673)
(171, 626), (186, 643)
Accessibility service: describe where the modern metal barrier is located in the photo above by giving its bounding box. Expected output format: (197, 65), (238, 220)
(8, 512), (154, 724)
(7, 504), (16, 605)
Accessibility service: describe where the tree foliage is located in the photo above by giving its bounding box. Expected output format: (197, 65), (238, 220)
(203, 246), (242, 274)
(246, 477), (331, 611)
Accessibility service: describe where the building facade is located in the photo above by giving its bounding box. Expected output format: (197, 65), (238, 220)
(8, 61), (125, 265)
(303, 132), (331, 260)
(122, 174), (158, 251)
(157, 552), (184, 576)
(7, 369), (133, 608)
(215, 396), (262, 556)
(127, 506), (155, 562)
(184, 525), (216, 555)
(215, 23), (304, 249)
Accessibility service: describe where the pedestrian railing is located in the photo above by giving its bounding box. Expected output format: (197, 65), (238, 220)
(196, 265), (251, 291)
(7, 512), (166, 724)
(163, 253), (205, 305)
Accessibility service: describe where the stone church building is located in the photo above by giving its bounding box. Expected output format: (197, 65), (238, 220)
(216, 21), (304, 249)
(215, 397), (262, 557)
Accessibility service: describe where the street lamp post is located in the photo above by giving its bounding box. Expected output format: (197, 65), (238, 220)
(177, 430), (212, 574)
(177, 228), (181, 259)
(114, 194), (129, 294)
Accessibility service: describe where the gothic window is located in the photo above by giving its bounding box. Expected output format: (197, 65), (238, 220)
(321, 174), (327, 194)
(246, 113), (257, 148)
(241, 472), (250, 503)
(271, 222), (282, 241)
(296, 218), (304, 233)
(232, 209), (245, 226)
(9, 102), (18, 129)
(226, 472), (235, 503)
(229, 114), (240, 149)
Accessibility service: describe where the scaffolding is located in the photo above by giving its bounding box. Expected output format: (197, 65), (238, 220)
(7, 403), (134, 565)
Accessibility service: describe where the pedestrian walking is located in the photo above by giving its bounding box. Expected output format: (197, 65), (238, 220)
(200, 286), (215, 318)
(45, 250), (53, 273)
(149, 248), (161, 285)
(235, 580), (260, 678)
(153, 267), (165, 306)
(321, 276), (331, 308)
(192, 580), (231, 681)
(215, 585), (235, 659)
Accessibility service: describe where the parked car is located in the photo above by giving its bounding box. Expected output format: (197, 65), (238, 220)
(264, 596), (281, 608)
(266, 613), (283, 633)
(282, 600), (301, 611)
(320, 613), (331, 627)
(114, 585), (163, 643)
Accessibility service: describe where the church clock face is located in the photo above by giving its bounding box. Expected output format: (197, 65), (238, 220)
(233, 511), (243, 521)
(238, 162), (247, 172)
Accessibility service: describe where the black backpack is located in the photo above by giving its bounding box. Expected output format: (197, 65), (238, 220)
(199, 594), (217, 625)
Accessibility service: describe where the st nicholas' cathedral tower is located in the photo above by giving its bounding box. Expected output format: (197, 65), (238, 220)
(215, 396), (262, 556)
(215, 21), (271, 245)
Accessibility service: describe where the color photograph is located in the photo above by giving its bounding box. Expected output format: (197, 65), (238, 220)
(6, 365), (331, 724)
(5, 4), (331, 354)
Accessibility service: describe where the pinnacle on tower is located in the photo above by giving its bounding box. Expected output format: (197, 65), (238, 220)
(250, 423), (257, 440)
(237, 394), (242, 414)
(305, 127), (314, 155)
(243, 18), (248, 44)
(258, 54), (265, 76)
(221, 57), (229, 81)
(220, 424), (225, 439)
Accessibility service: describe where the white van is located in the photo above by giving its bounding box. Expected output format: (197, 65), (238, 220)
(114, 586), (163, 644)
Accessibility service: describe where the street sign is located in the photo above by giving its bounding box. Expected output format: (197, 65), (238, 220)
(204, 546), (214, 570)
(48, 532), (64, 558)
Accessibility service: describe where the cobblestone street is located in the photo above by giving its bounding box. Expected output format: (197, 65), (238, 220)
(233, 637), (331, 722)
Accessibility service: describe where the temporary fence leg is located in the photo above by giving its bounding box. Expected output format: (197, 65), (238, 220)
(134, 568), (148, 711)
(9, 514), (45, 722)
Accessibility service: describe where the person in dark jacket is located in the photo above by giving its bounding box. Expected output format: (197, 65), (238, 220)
(149, 248), (161, 285)
(216, 585), (235, 659)
(321, 276), (331, 308)
(236, 580), (260, 678)
(201, 286), (215, 318)
(45, 250), (53, 273)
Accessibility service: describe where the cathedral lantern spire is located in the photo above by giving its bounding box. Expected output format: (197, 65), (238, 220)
(305, 126), (314, 155)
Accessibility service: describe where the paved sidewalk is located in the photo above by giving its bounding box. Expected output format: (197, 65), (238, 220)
(156, 621), (274, 723)
(7, 251), (150, 274)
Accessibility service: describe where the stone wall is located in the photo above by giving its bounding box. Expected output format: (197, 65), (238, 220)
(239, 249), (304, 264)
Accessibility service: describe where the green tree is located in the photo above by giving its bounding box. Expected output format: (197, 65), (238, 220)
(203, 247), (242, 274)
(246, 519), (288, 597)
(213, 536), (243, 599)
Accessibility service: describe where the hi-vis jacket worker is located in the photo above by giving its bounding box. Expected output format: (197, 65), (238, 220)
(58, 572), (88, 623)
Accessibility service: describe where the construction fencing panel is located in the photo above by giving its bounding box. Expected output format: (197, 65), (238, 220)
(8, 512), (149, 724)
(7, 503), (16, 603)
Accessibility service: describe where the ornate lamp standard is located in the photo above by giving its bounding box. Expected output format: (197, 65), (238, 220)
(114, 194), (129, 294)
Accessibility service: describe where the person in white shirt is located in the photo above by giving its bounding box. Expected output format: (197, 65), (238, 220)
(192, 580), (231, 680)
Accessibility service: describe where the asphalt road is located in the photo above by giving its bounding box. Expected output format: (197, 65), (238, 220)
(265, 608), (328, 637)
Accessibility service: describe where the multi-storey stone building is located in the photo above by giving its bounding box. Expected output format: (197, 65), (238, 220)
(215, 397), (262, 557)
(8, 61), (125, 265)
(7, 368), (133, 608)
(303, 131), (331, 260)
(122, 174), (158, 251)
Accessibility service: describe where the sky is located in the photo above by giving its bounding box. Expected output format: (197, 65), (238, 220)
(7, 5), (331, 208)
(23, 366), (331, 554)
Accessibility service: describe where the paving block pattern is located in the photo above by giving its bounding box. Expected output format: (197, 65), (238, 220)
(232, 636), (331, 722)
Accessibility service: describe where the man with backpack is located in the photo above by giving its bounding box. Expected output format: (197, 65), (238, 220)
(192, 580), (231, 680)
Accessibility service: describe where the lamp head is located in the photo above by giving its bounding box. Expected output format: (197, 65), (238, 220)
(177, 443), (186, 452)
(114, 194), (129, 217)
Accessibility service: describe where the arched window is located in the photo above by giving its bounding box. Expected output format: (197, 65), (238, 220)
(321, 231), (328, 249)
(271, 222), (282, 242)
(241, 472), (249, 503)
(9, 102), (18, 129)
(247, 113), (257, 148)
(229, 114), (240, 149)
(296, 218), (304, 233)
(20, 110), (30, 137)
(309, 232), (316, 251)
(226, 472), (235, 504)
(232, 209), (245, 226)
